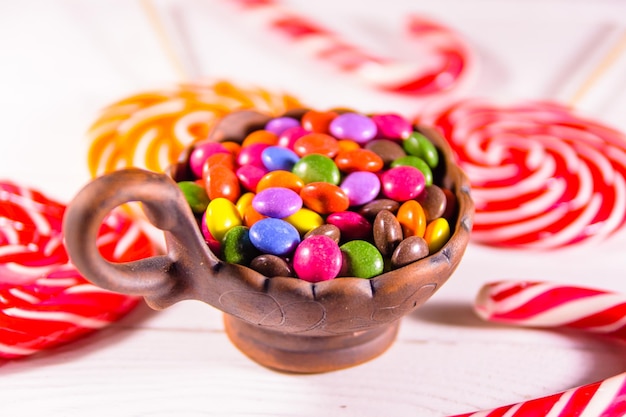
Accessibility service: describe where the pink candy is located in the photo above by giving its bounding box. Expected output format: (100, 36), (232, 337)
(293, 235), (342, 282)
(381, 165), (426, 201)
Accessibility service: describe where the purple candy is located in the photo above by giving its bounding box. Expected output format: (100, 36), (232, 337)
(265, 117), (301, 136)
(340, 171), (381, 206)
(253, 187), (303, 218)
(329, 112), (377, 144)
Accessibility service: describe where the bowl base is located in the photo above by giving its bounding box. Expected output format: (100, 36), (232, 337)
(223, 315), (400, 373)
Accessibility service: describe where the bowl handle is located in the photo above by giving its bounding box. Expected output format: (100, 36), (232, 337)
(63, 168), (218, 309)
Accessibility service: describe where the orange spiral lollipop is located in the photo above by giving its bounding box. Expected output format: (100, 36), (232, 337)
(87, 80), (302, 176)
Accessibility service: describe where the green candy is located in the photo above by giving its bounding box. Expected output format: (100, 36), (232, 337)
(340, 240), (384, 279)
(222, 226), (258, 266)
(402, 132), (439, 168)
(292, 154), (341, 185)
(390, 155), (433, 186)
(177, 181), (210, 213)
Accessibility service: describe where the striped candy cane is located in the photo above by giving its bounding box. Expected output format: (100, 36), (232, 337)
(451, 281), (626, 417)
(228, 0), (475, 95)
(0, 181), (156, 359)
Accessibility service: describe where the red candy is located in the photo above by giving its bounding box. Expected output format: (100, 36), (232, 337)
(301, 110), (338, 133)
(0, 181), (156, 359)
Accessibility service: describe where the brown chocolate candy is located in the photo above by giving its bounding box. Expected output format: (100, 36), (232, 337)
(208, 110), (271, 143)
(304, 224), (341, 244)
(359, 199), (400, 220)
(373, 210), (403, 257)
(365, 139), (406, 166)
(416, 185), (447, 222)
(391, 236), (429, 269)
(250, 254), (294, 277)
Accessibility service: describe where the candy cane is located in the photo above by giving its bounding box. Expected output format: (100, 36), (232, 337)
(417, 99), (626, 249)
(450, 281), (626, 417)
(87, 80), (302, 177)
(0, 181), (156, 359)
(227, 0), (475, 95)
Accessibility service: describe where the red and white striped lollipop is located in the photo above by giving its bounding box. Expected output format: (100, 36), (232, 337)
(451, 280), (626, 417)
(418, 99), (626, 249)
(228, 0), (475, 96)
(0, 181), (155, 359)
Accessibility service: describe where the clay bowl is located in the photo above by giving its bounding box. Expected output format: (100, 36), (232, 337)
(63, 109), (473, 373)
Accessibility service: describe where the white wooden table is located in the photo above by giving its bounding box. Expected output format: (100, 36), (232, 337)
(1, 1), (626, 416)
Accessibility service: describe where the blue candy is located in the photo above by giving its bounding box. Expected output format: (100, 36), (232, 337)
(261, 146), (300, 171)
(253, 187), (303, 218)
(249, 218), (301, 256)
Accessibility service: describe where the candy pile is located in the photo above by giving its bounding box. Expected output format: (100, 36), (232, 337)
(452, 280), (626, 417)
(169, 109), (458, 282)
(418, 99), (626, 249)
(87, 80), (302, 177)
(0, 181), (156, 358)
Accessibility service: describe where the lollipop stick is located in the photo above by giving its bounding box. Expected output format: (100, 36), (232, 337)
(139, 0), (190, 81)
(568, 29), (626, 108)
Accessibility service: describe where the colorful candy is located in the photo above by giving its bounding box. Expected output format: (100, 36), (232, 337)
(249, 218), (300, 256)
(339, 240), (384, 279)
(418, 99), (626, 248)
(455, 281), (626, 417)
(173, 109), (458, 281)
(293, 235), (342, 282)
(0, 181), (156, 359)
(87, 80), (302, 177)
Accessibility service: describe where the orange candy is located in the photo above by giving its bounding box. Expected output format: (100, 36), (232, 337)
(242, 130), (279, 147)
(256, 170), (305, 193)
(337, 140), (361, 153)
(300, 182), (350, 214)
(205, 165), (241, 203)
(293, 133), (340, 158)
(397, 200), (426, 237)
(301, 110), (338, 133)
(334, 149), (384, 173)
(201, 152), (237, 177)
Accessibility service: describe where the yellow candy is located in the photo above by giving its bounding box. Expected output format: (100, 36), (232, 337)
(283, 208), (324, 235)
(424, 218), (450, 254)
(235, 192), (256, 217)
(206, 198), (242, 242)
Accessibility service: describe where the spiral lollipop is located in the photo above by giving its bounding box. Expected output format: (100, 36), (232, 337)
(450, 280), (626, 417)
(0, 181), (156, 358)
(418, 99), (626, 249)
(87, 80), (302, 177)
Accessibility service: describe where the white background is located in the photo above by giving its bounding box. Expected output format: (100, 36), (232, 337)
(1, 1), (626, 416)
